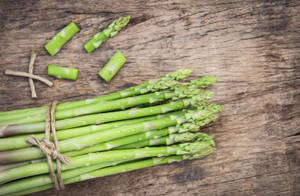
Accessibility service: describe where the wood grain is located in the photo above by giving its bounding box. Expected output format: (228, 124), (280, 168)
(0, 0), (299, 195)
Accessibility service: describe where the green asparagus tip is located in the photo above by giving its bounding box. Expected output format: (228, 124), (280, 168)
(173, 85), (214, 100)
(184, 104), (222, 122)
(178, 138), (216, 157)
(172, 132), (197, 143)
(178, 122), (200, 133)
(116, 16), (131, 30)
(183, 146), (216, 160)
(191, 76), (217, 88)
(139, 68), (192, 94)
(198, 103), (223, 114)
(195, 133), (215, 146)
(166, 69), (192, 80)
(196, 114), (218, 127)
(182, 91), (215, 107)
(108, 16), (131, 37)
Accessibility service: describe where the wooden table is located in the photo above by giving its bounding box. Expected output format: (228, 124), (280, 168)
(0, 0), (299, 195)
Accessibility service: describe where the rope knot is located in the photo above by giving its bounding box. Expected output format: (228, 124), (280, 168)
(26, 102), (71, 190)
(26, 136), (71, 165)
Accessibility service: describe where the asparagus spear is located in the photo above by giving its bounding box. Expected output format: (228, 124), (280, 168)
(0, 104), (221, 164)
(0, 107), (47, 123)
(55, 68), (193, 111)
(0, 112), (182, 151)
(84, 16), (130, 53)
(9, 157), (185, 196)
(64, 122), (201, 157)
(64, 114), (218, 157)
(0, 69), (193, 125)
(4, 77), (213, 126)
(3, 139), (216, 196)
(0, 159), (43, 172)
(0, 139), (215, 184)
(0, 159), (130, 195)
(0, 106), (46, 116)
(117, 132), (211, 149)
(54, 86), (207, 120)
(0, 91), (213, 137)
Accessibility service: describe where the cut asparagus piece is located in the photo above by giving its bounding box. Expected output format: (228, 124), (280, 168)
(48, 65), (79, 80)
(98, 50), (126, 82)
(45, 22), (80, 56)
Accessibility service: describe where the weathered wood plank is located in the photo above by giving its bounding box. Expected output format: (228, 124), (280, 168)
(0, 0), (299, 195)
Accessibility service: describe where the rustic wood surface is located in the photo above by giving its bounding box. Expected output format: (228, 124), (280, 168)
(0, 0), (299, 195)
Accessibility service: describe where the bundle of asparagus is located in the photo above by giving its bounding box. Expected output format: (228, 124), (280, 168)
(0, 69), (222, 196)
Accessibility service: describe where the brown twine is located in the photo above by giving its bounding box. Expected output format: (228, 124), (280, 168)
(26, 102), (71, 190)
(28, 51), (38, 98)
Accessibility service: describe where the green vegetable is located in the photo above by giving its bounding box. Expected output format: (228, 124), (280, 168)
(47, 65), (79, 80)
(0, 112), (182, 151)
(5, 153), (216, 196)
(84, 16), (130, 53)
(0, 69), (193, 127)
(0, 69), (222, 196)
(117, 132), (211, 149)
(0, 139), (215, 184)
(0, 105), (222, 164)
(64, 123), (201, 157)
(0, 159), (130, 195)
(0, 92), (213, 136)
(98, 50), (126, 82)
(45, 22), (80, 56)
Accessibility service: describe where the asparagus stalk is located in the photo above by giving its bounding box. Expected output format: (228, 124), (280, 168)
(3, 156), (186, 196)
(0, 69), (193, 125)
(0, 104), (222, 165)
(0, 159), (130, 195)
(0, 107), (47, 123)
(0, 91), (213, 137)
(0, 106), (46, 116)
(84, 16), (130, 53)
(64, 114), (218, 157)
(117, 132), (210, 149)
(9, 157), (186, 196)
(64, 122), (201, 157)
(0, 139), (215, 184)
(55, 68), (192, 111)
(65, 129), (171, 157)
(0, 160), (37, 172)
(5, 141), (216, 196)
(0, 112), (182, 151)
(0, 104), (221, 164)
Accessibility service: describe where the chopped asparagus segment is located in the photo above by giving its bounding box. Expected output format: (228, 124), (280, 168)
(48, 65), (79, 80)
(45, 22), (80, 56)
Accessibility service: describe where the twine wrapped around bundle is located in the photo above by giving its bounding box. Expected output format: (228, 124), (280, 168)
(26, 101), (71, 190)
